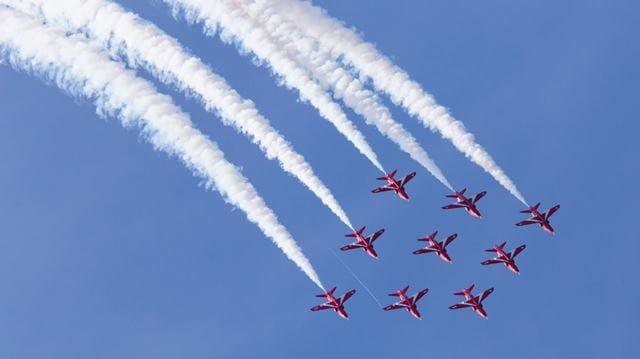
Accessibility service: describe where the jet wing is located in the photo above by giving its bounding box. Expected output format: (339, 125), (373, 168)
(370, 229), (385, 243)
(443, 203), (466, 209)
(472, 191), (487, 204)
(516, 219), (540, 226)
(511, 244), (526, 258)
(412, 248), (436, 255)
(413, 288), (429, 303)
(340, 243), (365, 251)
(311, 303), (336, 311)
(480, 288), (495, 302)
(449, 302), (473, 310)
(372, 186), (394, 193)
(545, 205), (560, 219)
(339, 289), (356, 304)
(400, 172), (417, 186)
(443, 233), (458, 247)
(383, 302), (408, 311)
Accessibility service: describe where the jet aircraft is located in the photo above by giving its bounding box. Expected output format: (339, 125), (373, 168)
(371, 169), (416, 201)
(449, 284), (494, 319)
(481, 242), (526, 274)
(383, 286), (429, 319)
(442, 188), (487, 218)
(412, 231), (458, 263)
(310, 287), (357, 319)
(340, 226), (385, 259)
(516, 202), (560, 234)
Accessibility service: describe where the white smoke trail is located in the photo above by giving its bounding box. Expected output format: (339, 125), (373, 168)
(0, 0), (354, 230)
(162, 0), (386, 173)
(238, 0), (454, 191)
(0, 6), (325, 289)
(271, 0), (527, 204)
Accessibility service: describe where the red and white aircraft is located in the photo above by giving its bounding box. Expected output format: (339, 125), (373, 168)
(516, 202), (560, 234)
(449, 284), (494, 319)
(310, 287), (356, 320)
(442, 188), (487, 218)
(481, 242), (526, 274)
(371, 169), (416, 201)
(340, 226), (385, 259)
(383, 285), (429, 320)
(412, 231), (458, 263)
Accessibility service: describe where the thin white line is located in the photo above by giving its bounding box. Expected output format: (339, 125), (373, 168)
(328, 248), (382, 308)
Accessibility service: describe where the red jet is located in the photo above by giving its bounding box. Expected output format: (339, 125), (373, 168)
(383, 285), (429, 320)
(340, 226), (385, 259)
(449, 284), (494, 319)
(310, 287), (357, 320)
(371, 169), (416, 201)
(481, 242), (526, 274)
(442, 188), (487, 218)
(516, 202), (560, 234)
(412, 231), (458, 263)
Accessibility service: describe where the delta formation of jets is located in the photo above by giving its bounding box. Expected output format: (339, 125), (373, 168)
(312, 170), (561, 320)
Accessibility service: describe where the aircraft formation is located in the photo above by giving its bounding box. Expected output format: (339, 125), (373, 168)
(312, 170), (560, 320)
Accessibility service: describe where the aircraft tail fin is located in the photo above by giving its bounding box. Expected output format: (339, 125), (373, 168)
(497, 242), (507, 250)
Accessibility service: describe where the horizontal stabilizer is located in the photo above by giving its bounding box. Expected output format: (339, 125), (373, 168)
(316, 287), (336, 297)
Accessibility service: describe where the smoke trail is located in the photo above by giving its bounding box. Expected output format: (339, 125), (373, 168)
(162, 0), (386, 173)
(236, 0), (453, 191)
(271, 0), (527, 204)
(0, 6), (325, 289)
(0, 0), (354, 230)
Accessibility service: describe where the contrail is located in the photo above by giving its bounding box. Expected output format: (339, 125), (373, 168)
(162, 0), (386, 173)
(270, 0), (527, 204)
(236, 0), (453, 191)
(0, 6), (325, 290)
(0, 0), (354, 230)
(328, 248), (382, 308)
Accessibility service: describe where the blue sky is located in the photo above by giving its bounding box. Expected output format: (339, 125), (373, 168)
(0, 0), (638, 358)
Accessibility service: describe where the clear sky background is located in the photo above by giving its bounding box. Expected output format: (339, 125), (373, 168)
(0, 1), (638, 358)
